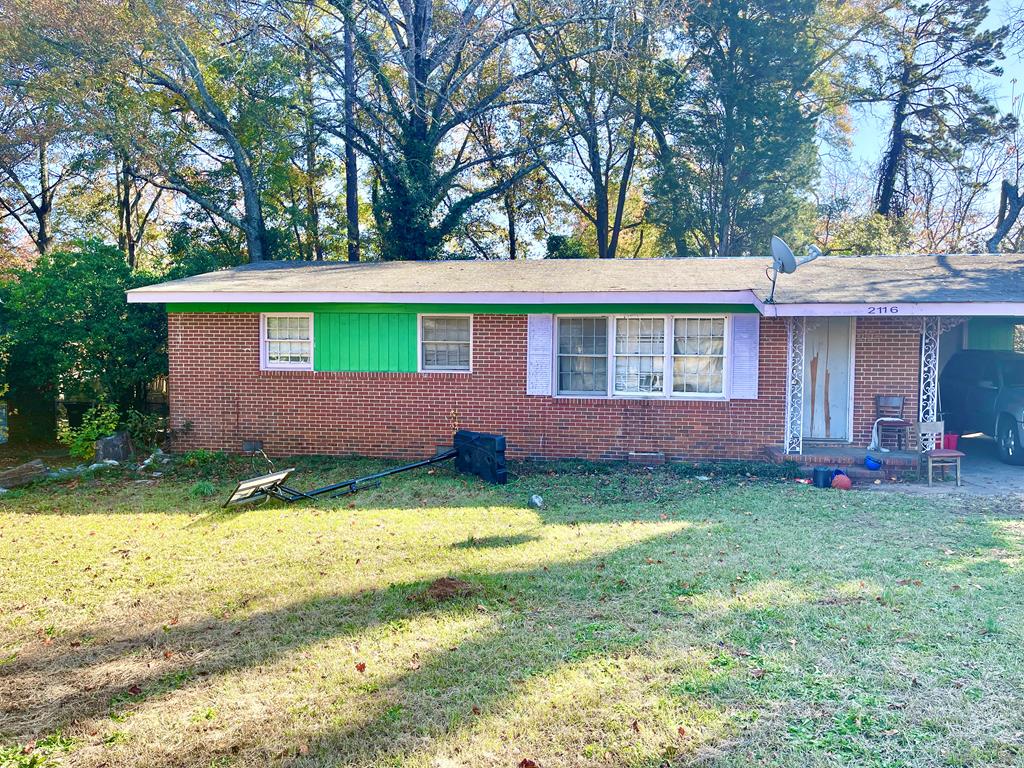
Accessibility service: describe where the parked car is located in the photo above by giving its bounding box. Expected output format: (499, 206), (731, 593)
(940, 350), (1024, 465)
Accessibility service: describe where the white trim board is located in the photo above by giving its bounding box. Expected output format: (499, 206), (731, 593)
(128, 287), (1024, 319)
(127, 289), (763, 306)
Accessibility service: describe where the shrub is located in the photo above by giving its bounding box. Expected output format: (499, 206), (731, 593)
(57, 401), (120, 460)
(125, 410), (166, 451)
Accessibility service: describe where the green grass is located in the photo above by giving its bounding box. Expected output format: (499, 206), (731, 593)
(0, 454), (1022, 767)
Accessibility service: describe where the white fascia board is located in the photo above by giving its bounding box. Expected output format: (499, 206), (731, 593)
(126, 289), (765, 306)
(762, 302), (1024, 317)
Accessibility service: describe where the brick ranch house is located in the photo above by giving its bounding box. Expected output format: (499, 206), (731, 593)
(126, 255), (1024, 463)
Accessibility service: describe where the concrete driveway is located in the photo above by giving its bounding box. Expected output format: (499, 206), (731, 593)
(877, 434), (1024, 497)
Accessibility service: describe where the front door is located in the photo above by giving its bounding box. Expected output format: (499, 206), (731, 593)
(803, 318), (853, 441)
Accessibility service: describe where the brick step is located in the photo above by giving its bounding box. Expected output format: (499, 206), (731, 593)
(765, 445), (917, 480)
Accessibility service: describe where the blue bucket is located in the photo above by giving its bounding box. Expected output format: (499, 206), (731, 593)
(865, 455), (883, 471)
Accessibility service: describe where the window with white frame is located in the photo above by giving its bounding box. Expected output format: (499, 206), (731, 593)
(420, 315), (471, 371)
(614, 317), (666, 395)
(672, 317), (726, 395)
(262, 313), (313, 370)
(551, 314), (729, 399)
(557, 317), (608, 394)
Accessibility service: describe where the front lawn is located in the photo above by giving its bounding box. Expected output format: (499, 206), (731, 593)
(1, 456), (1022, 767)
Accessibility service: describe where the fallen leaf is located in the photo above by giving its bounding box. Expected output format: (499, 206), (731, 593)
(631, 719), (640, 733)
(471, 705), (481, 715)
(163, 650), (174, 660)
(127, 684), (142, 696)
(750, 668), (766, 679)
(518, 760), (539, 768)
(677, 726), (687, 737)
(355, 662), (366, 673)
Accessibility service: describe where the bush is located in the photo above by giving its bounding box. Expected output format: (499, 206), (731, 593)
(125, 410), (166, 451)
(58, 401), (120, 460)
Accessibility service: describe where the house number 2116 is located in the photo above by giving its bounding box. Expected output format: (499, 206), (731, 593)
(867, 305), (899, 314)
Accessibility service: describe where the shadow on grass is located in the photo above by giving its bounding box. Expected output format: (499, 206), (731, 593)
(2, 521), (717, 764)
(450, 533), (541, 549)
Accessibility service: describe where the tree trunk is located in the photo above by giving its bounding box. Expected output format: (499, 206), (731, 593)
(986, 180), (1023, 253)
(302, 51), (324, 261)
(503, 191), (518, 259)
(35, 140), (53, 255)
(344, 14), (360, 262)
(875, 73), (911, 217)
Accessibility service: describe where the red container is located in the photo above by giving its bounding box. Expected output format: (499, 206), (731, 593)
(943, 434), (959, 450)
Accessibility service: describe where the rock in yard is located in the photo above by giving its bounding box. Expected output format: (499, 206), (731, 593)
(0, 459), (49, 488)
(528, 494), (544, 509)
(94, 431), (135, 463)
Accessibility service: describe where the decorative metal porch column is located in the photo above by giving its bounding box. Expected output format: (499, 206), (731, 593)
(784, 317), (806, 454)
(920, 317), (967, 423)
(919, 317), (940, 423)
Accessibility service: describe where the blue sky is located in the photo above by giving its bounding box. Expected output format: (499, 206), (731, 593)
(850, 0), (1022, 164)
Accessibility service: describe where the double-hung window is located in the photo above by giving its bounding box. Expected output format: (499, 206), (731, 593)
(554, 314), (729, 398)
(614, 317), (666, 395)
(261, 313), (313, 370)
(420, 315), (471, 371)
(672, 317), (726, 395)
(557, 317), (608, 394)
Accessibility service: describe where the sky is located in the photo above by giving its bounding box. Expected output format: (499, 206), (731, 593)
(850, 0), (1023, 166)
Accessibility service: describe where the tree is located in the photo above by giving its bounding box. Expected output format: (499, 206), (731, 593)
(648, 0), (820, 257)
(15, 0), (303, 262)
(303, 0), (611, 260)
(526, 0), (662, 259)
(0, 241), (167, 422)
(867, 0), (1012, 218)
(0, 11), (91, 257)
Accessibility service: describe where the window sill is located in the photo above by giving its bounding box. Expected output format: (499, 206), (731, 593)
(553, 393), (729, 403)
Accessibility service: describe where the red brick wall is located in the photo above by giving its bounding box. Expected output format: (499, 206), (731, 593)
(165, 312), (922, 460)
(851, 317), (922, 446)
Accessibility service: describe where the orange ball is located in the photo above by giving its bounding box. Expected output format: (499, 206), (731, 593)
(831, 474), (852, 491)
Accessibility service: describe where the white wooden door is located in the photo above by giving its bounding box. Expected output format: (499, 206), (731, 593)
(803, 318), (853, 441)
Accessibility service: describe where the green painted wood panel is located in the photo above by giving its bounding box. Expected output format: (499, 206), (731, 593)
(968, 317), (1017, 351)
(315, 311), (417, 372)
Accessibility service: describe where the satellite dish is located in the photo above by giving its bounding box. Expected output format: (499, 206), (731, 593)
(767, 236), (821, 303)
(771, 236), (797, 274)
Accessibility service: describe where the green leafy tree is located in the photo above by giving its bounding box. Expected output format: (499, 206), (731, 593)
(309, 0), (612, 260)
(648, 0), (820, 258)
(0, 241), (167, 415)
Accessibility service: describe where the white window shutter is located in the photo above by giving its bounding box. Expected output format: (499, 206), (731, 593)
(728, 314), (760, 400)
(526, 314), (554, 395)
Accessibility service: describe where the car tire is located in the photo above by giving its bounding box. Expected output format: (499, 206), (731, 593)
(997, 416), (1024, 465)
